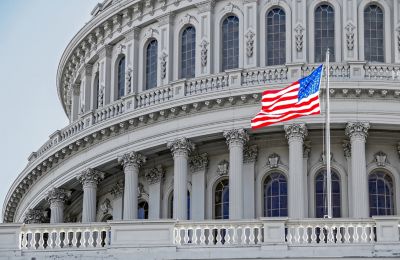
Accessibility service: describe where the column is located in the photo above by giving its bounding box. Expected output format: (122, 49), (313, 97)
(77, 169), (105, 223)
(284, 123), (308, 218)
(118, 151), (146, 220)
(167, 138), (195, 220)
(243, 145), (258, 219)
(223, 129), (249, 220)
(189, 153), (209, 220)
(110, 181), (124, 221)
(145, 165), (164, 219)
(46, 188), (71, 223)
(345, 122), (370, 218)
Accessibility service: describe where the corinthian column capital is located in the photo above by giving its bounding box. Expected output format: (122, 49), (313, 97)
(145, 165), (165, 185)
(24, 209), (45, 224)
(46, 188), (71, 205)
(167, 137), (195, 157)
(345, 122), (370, 141)
(223, 128), (249, 147)
(284, 123), (308, 142)
(189, 153), (209, 172)
(118, 151), (146, 169)
(77, 168), (105, 187)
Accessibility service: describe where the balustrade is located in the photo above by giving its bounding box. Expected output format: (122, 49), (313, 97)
(364, 64), (400, 81)
(185, 74), (229, 95)
(94, 100), (125, 124)
(242, 66), (288, 86)
(136, 85), (174, 108)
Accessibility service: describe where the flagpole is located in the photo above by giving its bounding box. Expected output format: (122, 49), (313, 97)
(325, 49), (332, 219)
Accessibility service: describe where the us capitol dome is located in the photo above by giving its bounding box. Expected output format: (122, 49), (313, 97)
(1, 0), (400, 259)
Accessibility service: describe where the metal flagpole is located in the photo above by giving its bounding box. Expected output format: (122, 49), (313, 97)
(325, 49), (332, 218)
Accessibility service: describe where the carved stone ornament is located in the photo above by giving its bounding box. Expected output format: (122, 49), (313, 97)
(145, 165), (165, 185)
(374, 151), (388, 167)
(294, 24), (304, 52)
(200, 39), (209, 67)
(98, 85), (105, 107)
(223, 129), (249, 147)
(397, 142), (400, 159)
(180, 13), (198, 25)
(189, 153), (209, 172)
(320, 152), (333, 164)
(345, 23), (356, 51)
(345, 122), (370, 141)
(217, 160), (229, 176)
(167, 137), (195, 157)
(144, 28), (158, 39)
(284, 123), (308, 141)
(244, 145), (258, 163)
(342, 140), (351, 158)
(100, 198), (112, 214)
(77, 168), (105, 187)
(24, 209), (45, 224)
(118, 151), (146, 169)
(125, 67), (133, 93)
(117, 44), (126, 54)
(396, 26), (400, 53)
(267, 153), (280, 168)
(245, 30), (255, 57)
(138, 183), (148, 198)
(222, 2), (238, 14)
(160, 52), (168, 79)
(303, 141), (311, 158)
(46, 188), (71, 204)
(110, 181), (124, 198)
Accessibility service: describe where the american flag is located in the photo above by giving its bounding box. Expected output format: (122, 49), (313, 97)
(251, 65), (323, 129)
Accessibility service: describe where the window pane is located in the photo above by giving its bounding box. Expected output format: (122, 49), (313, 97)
(264, 173), (287, 217)
(146, 40), (158, 89)
(117, 56), (125, 99)
(369, 171), (394, 216)
(215, 179), (229, 219)
(180, 26), (196, 79)
(364, 5), (384, 62)
(222, 16), (239, 70)
(266, 8), (286, 65)
(315, 170), (341, 218)
(314, 5), (335, 62)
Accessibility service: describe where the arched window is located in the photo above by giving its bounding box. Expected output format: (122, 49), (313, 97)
(315, 170), (341, 218)
(168, 191), (191, 219)
(94, 73), (101, 109)
(146, 39), (158, 89)
(117, 56), (125, 99)
(364, 5), (384, 62)
(266, 8), (286, 66)
(222, 16), (239, 71)
(369, 171), (394, 216)
(214, 179), (229, 219)
(180, 26), (196, 79)
(138, 201), (149, 219)
(263, 172), (287, 217)
(315, 4), (335, 62)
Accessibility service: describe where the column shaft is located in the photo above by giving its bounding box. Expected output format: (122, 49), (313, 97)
(123, 165), (139, 220)
(173, 154), (189, 220)
(229, 144), (244, 219)
(50, 202), (64, 224)
(82, 184), (97, 223)
(350, 137), (368, 217)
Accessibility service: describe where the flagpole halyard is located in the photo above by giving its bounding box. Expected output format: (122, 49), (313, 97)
(325, 49), (332, 219)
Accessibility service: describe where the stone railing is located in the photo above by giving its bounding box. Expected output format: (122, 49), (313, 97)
(28, 62), (400, 163)
(174, 220), (263, 246)
(20, 223), (110, 250)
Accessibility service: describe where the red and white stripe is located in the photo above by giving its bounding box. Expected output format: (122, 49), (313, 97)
(251, 82), (320, 129)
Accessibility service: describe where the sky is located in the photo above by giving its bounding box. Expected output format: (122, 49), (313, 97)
(0, 0), (99, 222)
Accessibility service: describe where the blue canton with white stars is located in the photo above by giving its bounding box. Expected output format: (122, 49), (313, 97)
(297, 65), (323, 102)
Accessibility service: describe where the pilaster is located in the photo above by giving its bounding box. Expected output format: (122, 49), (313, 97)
(157, 14), (174, 86)
(196, 1), (215, 76)
(97, 45), (112, 106)
(81, 65), (93, 114)
(110, 181), (124, 221)
(243, 145), (257, 219)
(243, 0), (258, 68)
(284, 123), (308, 218)
(124, 27), (140, 94)
(291, 0), (307, 63)
(145, 165), (165, 219)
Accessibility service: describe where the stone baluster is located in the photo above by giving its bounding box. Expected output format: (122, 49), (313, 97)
(46, 188), (71, 223)
(118, 151), (146, 220)
(345, 122), (370, 218)
(77, 169), (105, 223)
(167, 138), (195, 220)
(223, 129), (249, 220)
(284, 123), (308, 218)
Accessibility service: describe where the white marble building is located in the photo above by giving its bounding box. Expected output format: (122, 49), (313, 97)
(1, 0), (400, 259)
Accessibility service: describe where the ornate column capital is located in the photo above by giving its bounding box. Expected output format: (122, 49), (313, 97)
(46, 188), (71, 205)
(118, 151), (146, 169)
(284, 123), (308, 142)
(345, 122), (370, 141)
(223, 129), (249, 147)
(110, 181), (124, 199)
(189, 153), (209, 172)
(24, 209), (45, 224)
(243, 145), (258, 163)
(77, 168), (105, 188)
(145, 165), (165, 185)
(167, 137), (195, 157)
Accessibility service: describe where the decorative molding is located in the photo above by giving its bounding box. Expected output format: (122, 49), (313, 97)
(267, 153), (280, 168)
(303, 141), (311, 158)
(180, 13), (198, 25)
(243, 145), (258, 163)
(374, 151), (388, 167)
(189, 153), (209, 172)
(396, 26), (400, 53)
(99, 198), (112, 214)
(145, 165), (165, 185)
(342, 140), (351, 158)
(118, 151), (146, 169)
(110, 181), (124, 199)
(117, 44), (126, 55)
(160, 52), (168, 79)
(223, 129), (249, 147)
(144, 28), (159, 39)
(77, 168), (105, 187)
(345, 23), (356, 51)
(200, 39), (209, 67)
(245, 30), (255, 57)
(345, 122), (370, 141)
(167, 137), (195, 157)
(125, 66), (133, 93)
(220, 2), (242, 15)
(294, 24), (304, 52)
(216, 160), (229, 176)
(284, 123), (308, 141)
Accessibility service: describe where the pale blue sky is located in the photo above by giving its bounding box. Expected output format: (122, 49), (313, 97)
(0, 0), (99, 222)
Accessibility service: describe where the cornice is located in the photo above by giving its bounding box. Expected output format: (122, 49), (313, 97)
(3, 84), (400, 222)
